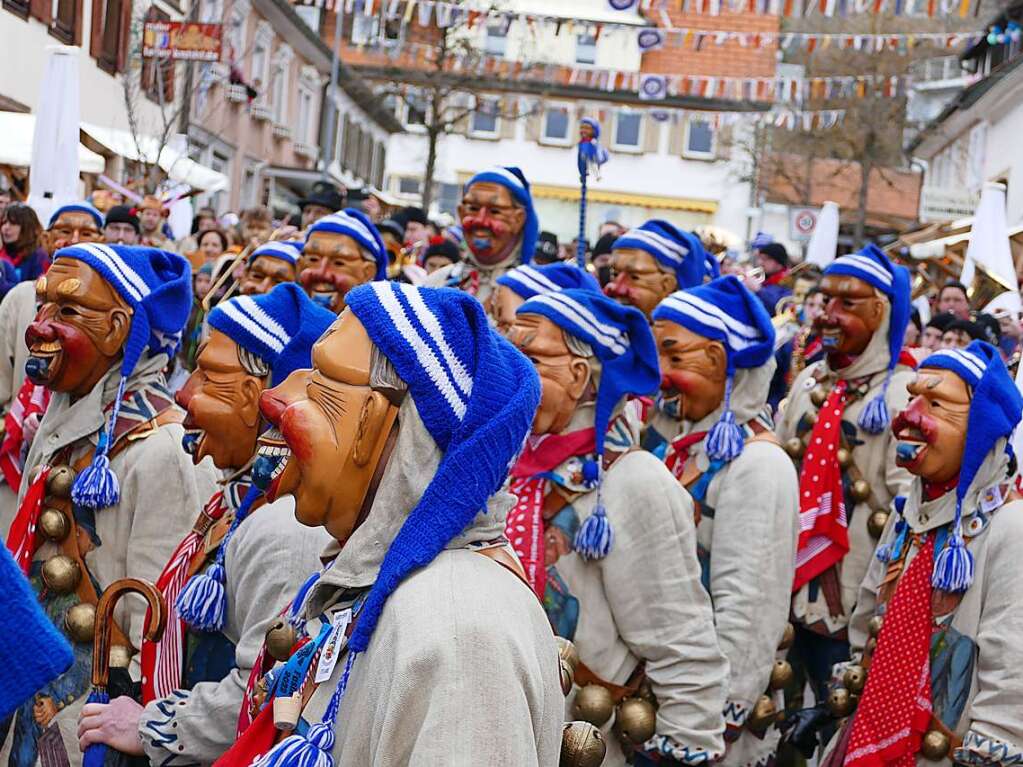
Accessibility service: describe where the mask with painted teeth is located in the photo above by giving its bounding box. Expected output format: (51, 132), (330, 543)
(892, 367), (970, 483)
(814, 274), (885, 358)
(25, 259), (133, 397)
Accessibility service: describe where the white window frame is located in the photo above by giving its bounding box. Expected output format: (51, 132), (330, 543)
(269, 45), (292, 125)
(351, 9), (378, 45)
(612, 110), (643, 153)
(682, 117), (716, 160)
(250, 21), (274, 105)
(539, 102), (573, 146)
(295, 65), (321, 145)
(402, 89), (428, 132)
(484, 21), (508, 58)
(469, 96), (500, 139)
(575, 32), (597, 65)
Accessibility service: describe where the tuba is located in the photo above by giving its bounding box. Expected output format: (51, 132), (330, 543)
(967, 260), (1015, 311)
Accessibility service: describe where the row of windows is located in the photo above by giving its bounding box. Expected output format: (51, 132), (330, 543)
(335, 112), (386, 188)
(483, 23), (597, 65)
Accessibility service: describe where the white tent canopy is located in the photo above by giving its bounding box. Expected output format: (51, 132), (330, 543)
(81, 122), (228, 193)
(0, 111), (104, 174)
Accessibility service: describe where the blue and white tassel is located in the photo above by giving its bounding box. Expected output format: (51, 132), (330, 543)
(574, 462), (613, 560)
(858, 373), (892, 435)
(72, 377), (127, 510)
(177, 486), (261, 631)
(705, 376), (744, 463)
(251, 651), (358, 767)
(932, 501), (974, 593)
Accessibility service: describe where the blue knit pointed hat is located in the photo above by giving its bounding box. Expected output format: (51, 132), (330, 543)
(613, 220), (716, 289)
(464, 166), (538, 263)
(823, 243), (911, 434)
(516, 289), (658, 559)
(247, 240), (303, 267)
(208, 283), (335, 387)
(54, 244), (191, 510)
(917, 341), (1022, 592)
(652, 275), (775, 463)
(496, 262), (602, 300)
(345, 283), (539, 651)
(48, 201), (103, 230)
(176, 283), (335, 633)
(305, 208), (387, 280)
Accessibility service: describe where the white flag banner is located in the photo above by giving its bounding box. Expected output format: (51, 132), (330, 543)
(28, 46), (81, 226)
(806, 200), (840, 268)
(962, 182), (1020, 314)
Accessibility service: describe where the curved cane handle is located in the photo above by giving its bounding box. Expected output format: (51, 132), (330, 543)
(91, 578), (167, 688)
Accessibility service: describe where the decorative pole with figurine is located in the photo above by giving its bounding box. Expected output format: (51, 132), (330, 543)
(576, 117), (609, 269)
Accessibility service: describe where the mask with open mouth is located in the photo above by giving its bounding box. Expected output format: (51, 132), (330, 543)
(458, 181), (526, 266)
(815, 274), (885, 358)
(892, 367), (970, 483)
(604, 248), (677, 320)
(25, 259), (133, 397)
(175, 328), (267, 470)
(256, 309), (401, 542)
(652, 320), (727, 423)
(298, 231), (379, 314)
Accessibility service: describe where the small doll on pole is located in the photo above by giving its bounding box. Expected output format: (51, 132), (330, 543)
(576, 117), (609, 269)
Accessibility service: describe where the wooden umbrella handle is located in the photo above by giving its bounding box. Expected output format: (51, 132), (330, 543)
(91, 578), (166, 689)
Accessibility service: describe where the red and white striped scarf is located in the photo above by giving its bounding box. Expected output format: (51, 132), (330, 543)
(793, 380), (851, 592)
(0, 378), (50, 491)
(140, 490), (229, 703)
(845, 535), (935, 767)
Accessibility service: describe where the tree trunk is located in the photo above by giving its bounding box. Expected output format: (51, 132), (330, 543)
(854, 155), (871, 250)
(422, 125), (438, 212)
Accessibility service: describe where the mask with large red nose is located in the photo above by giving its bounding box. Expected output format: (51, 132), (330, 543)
(457, 181), (526, 266)
(892, 367), (970, 485)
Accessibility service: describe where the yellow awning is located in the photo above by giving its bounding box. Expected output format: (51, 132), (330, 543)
(528, 182), (718, 214)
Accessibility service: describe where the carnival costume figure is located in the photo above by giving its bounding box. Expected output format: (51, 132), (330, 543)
(215, 283), (563, 766)
(429, 166), (539, 307)
(0, 244), (217, 767)
(239, 241), (302, 297)
(507, 289), (729, 767)
(298, 209), (386, 314)
(492, 261), (601, 335)
(75, 283), (334, 766)
(775, 245), (915, 706)
(653, 276), (800, 766)
(822, 341), (1023, 767)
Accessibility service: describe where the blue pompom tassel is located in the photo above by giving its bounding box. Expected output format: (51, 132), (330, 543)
(858, 391), (891, 435)
(875, 543), (892, 564)
(72, 450), (120, 510)
(574, 502), (613, 560)
(932, 532), (974, 593)
(82, 689), (109, 767)
(581, 459), (599, 488)
(706, 410), (744, 463)
(251, 723), (336, 767)
(176, 563), (227, 631)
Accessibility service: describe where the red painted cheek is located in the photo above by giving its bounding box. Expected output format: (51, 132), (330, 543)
(54, 325), (95, 366)
(661, 370), (696, 394)
(279, 406), (316, 463)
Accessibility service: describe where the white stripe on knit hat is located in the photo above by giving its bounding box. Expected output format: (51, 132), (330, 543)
(371, 282), (468, 420)
(253, 242), (300, 263)
(508, 265), (561, 295)
(831, 254), (892, 287)
(476, 167), (527, 195)
(396, 283), (473, 398)
(624, 228), (689, 263)
(79, 244), (151, 302)
(234, 295), (292, 347)
(529, 293), (628, 356)
(218, 300), (287, 354)
(314, 212), (379, 254)
(927, 349), (985, 381)
(664, 291), (762, 347)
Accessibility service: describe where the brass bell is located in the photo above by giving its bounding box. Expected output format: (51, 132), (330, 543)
(850, 479), (872, 504)
(560, 721), (607, 767)
(108, 644), (134, 669)
(827, 687), (854, 717)
(556, 636), (580, 675)
(769, 660), (794, 691)
(784, 437), (805, 460)
(920, 729), (951, 761)
(836, 447), (853, 469)
(560, 659), (574, 696)
(46, 466), (76, 499)
(42, 554), (81, 594)
(637, 678), (657, 705)
(28, 464), (46, 486)
(572, 684), (615, 728)
(64, 602), (96, 644)
(264, 618), (297, 662)
(746, 695), (776, 734)
(38, 508), (70, 542)
(843, 664), (867, 695)
(778, 622), (795, 651)
(868, 615), (884, 638)
(867, 510), (889, 539)
(805, 411), (819, 427)
(614, 698), (657, 746)
(865, 637), (878, 658)
(809, 385), (829, 408)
